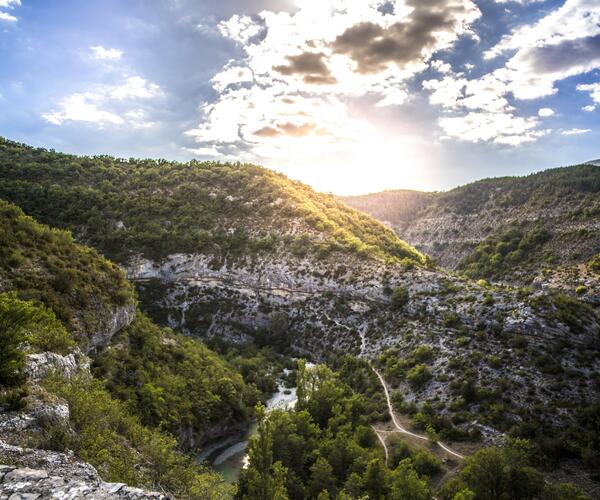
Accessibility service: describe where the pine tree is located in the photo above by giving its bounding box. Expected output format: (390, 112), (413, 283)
(243, 404), (289, 500)
(296, 359), (307, 410)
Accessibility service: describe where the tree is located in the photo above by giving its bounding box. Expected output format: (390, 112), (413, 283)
(271, 462), (289, 500)
(460, 442), (544, 500)
(453, 489), (476, 500)
(460, 447), (508, 500)
(412, 449), (442, 476)
(343, 472), (363, 499)
(425, 425), (439, 444)
(389, 459), (430, 500)
(362, 459), (388, 499)
(296, 359), (307, 410)
(243, 404), (289, 500)
(406, 364), (432, 389)
(542, 482), (589, 500)
(267, 311), (290, 348)
(0, 295), (27, 388)
(0, 292), (74, 395)
(268, 311), (289, 336)
(391, 286), (409, 310)
(309, 456), (335, 499)
(0, 292), (73, 358)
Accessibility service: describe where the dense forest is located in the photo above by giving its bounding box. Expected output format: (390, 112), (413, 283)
(0, 138), (423, 266)
(237, 361), (590, 500)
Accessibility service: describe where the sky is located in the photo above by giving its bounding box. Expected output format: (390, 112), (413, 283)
(0, 0), (599, 195)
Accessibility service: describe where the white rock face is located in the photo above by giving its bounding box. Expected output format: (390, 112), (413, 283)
(26, 350), (90, 382)
(86, 304), (137, 353)
(0, 442), (167, 499)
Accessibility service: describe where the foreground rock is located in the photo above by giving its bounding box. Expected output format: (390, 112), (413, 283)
(0, 442), (167, 498)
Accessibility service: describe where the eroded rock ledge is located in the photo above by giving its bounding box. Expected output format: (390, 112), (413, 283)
(0, 442), (167, 499)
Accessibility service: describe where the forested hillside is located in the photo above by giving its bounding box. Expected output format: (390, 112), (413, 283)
(0, 199), (260, 498)
(342, 164), (600, 285)
(0, 138), (422, 266)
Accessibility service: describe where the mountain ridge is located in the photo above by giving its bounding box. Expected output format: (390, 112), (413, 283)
(341, 163), (600, 285)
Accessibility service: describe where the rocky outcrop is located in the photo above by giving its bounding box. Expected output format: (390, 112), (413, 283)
(0, 442), (167, 499)
(25, 350), (90, 382)
(85, 304), (137, 353)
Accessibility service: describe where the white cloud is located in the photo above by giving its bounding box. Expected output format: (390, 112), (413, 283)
(211, 64), (254, 93)
(577, 82), (600, 104)
(538, 107), (554, 117)
(124, 110), (156, 129)
(481, 0), (600, 100)
(486, 0), (600, 60)
(109, 76), (162, 100)
(583, 105), (596, 112)
(43, 94), (124, 126)
(0, 0), (19, 22)
(422, 0), (600, 146)
(43, 77), (162, 127)
(561, 128), (591, 135)
(91, 45), (123, 61)
(186, 1), (482, 168)
(439, 111), (545, 146)
(0, 11), (16, 21)
(422, 75), (467, 108)
(430, 60), (453, 74)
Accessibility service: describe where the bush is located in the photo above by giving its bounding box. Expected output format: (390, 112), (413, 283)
(0, 292), (75, 406)
(406, 365), (432, 389)
(93, 315), (258, 447)
(589, 253), (600, 273)
(391, 285), (409, 310)
(412, 449), (442, 476)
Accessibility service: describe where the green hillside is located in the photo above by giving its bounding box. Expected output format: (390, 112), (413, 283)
(0, 199), (135, 348)
(0, 138), (423, 266)
(342, 164), (600, 282)
(0, 199), (262, 498)
(344, 165), (600, 221)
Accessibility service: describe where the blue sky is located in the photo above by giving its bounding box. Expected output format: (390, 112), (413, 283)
(0, 0), (599, 194)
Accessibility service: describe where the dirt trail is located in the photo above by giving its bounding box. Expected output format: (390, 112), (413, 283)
(371, 366), (465, 460)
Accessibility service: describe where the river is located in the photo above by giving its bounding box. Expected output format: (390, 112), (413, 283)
(199, 380), (299, 483)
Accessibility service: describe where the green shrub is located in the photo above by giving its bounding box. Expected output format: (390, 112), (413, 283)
(589, 253), (600, 273)
(0, 200), (135, 344)
(0, 292), (75, 410)
(406, 364), (432, 389)
(391, 285), (410, 309)
(412, 449), (442, 476)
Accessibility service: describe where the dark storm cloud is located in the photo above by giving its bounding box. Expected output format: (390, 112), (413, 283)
(273, 52), (337, 84)
(331, 0), (475, 73)
(522, 34), (600, 74)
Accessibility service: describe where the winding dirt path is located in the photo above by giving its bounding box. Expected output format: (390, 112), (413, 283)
(373, 427), (389, 466)
(371, 366), (465, 460)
